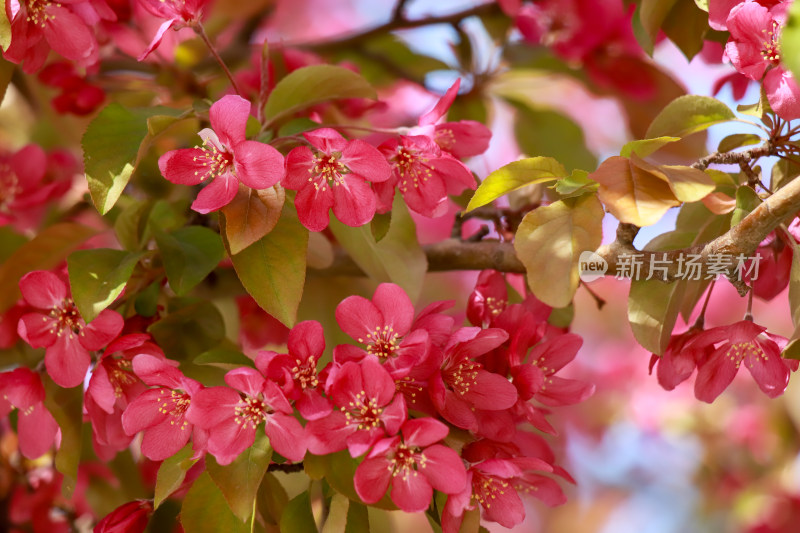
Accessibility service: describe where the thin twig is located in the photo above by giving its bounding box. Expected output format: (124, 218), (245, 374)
(195, 24), (243, 96)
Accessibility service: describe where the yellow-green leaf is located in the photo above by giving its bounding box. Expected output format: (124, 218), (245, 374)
(645, 95), (736, 138)
(207, 434), (272, 522)
(782, 0), (800, 82)
(0, 0), (9, 51)
(513, 194), (604, 307)
(466, 157), (567, 212)
(180, 473), (249, 533)
(619, 136), (680, 158)
(154, 443), (198, 509)
(731, 185), (762, 227)
(67, 249), (144, 322)
(264, 65), (376, 123)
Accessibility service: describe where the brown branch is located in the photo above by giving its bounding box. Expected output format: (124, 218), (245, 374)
(268, 462), (304, 473)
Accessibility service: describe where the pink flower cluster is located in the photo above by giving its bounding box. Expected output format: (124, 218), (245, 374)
(1, 269), (591, 531)
(158, 83), (489, 231)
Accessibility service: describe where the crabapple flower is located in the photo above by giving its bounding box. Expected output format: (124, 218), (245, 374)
(690, 320), (794, 402)
(334, 283), (429, 376)
(648, 326), (712, 391)
(4, 0), (99, 73)
(376, 135), (476, 218)
(85, 334), (166, 459)
(158, 95), (284, 214)
(17, 271), (124, 388)
(305, 358), (407, 457)
(0, 367), (59, 459)
(724, 1), (800, 119)
(186, 367), (306, 464)
(137, 0), (208, 60)
(415, 79), (491, 160)
(467, 270), (508, 328)
(122, 354), (202, 461)
(283, 128), (392, 231)
(256, 320), (332, 421)
(354, 418), (467, 512)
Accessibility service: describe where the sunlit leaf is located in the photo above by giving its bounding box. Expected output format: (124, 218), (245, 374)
(466, 157), (567, 211)
(619, 136), (680, 158)
(180, 473), (249, 533)
(731, 185), (762, 227)
(154, 444), (198, 509)
(717, 133), (762, 153)
(207, 433), (272, 522)
(514, 194), (604, 307)
(645, 95), (736, 138)
(782, 1), (800, 81)
(220, 184), (285, 255)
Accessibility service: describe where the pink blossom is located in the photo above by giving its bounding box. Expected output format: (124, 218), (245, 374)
(467, 270), (508, 328)
(158, 95), (285, 214)
(17, 271), (124, 388)
(648, 326), (712, 391)
(334, 283), (429, 376)
(376, 135), (475, 218)
(38, 62), (105, 116)
(4, 0), (99, 73)
(122, 354), (202, 461)
(137, 0), (208, 60)
(305, 358), (407, 457)
(690, 320), (794, 402)
(283, 128), (392, 231)
(0, 367), (59, 459)
(354, 418), (467, 512)
(186, 367), (306, 464)
(256, 320), (332, 421)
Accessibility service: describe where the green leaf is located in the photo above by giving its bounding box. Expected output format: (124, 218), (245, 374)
(345, 501), (370, 533)
(264, 65), (376, 123)
(628, 279), (687, 355)
(154, 444), (198, 509)
(83, 104), (184, 214)
(148, 300), (226, 359)
(322, 493), (350, 533)
(257, 472), (289, 525)
(789, 242), (800, 328)
(645, 95), (736, 138)
(466, 157), (567, 212)
(0, 226), (27, 264)
(771, 156), (800, 191)
(661, 0), (709, 60)
(619, 136), (681, 158)
(155, 226), (225, 296)
(371, 212), (392, 242)
(731, 186), (762, 227)
(783, 0), (800, 82)
(225, 203), (308, 327)
(0, 223), (97, 314)
(42, 375), (83, 497)
(552, 169), (598, 198)
(512, 106), (597, 172)
(0, 0), (9, 51)
(638, 0), (678, 54)
(207, 433), (272, 523)
(280, 491), (318, 533)
(717, 133), (762, 153)
(194, 348), (255, 370)
(514, 194), (604, 308)
(134, 280), (161, 317)
(180, 473), (249, 533)
(67, 249), (144, 322)
(329, 195), (427, 301)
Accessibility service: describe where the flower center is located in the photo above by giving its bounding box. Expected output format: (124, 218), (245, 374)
(761, 20), (782, 64)
(193, 141), (233, 182)
(234, 396), (268, 429)
(48, 298), (83, 338)
(393, 148), (432, 192)
(343, 390), (383, 430)
(442, 357), (480, 396)
(292, 358), (319, 389)
(471, 471), (509, 510)
(728, 341), (767, 369)
(157, 389), (191, 430)
(0, 162), (21, 213)
(108, 358), (137, 398)
(485, 296), (505, 318)
(310, 153), (348, 192)
(388, 443), (426, 480)
(358, 325), (400, 359)
(25, 0), (56, 29)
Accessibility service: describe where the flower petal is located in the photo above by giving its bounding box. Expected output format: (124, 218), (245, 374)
(191, 172), (239, 213)
(354, 455), (393, 503)
(210, 95), (250, 148)
(233, 140), (285, 189)
(19, 271), (66, 309)
(45, 333), (91, 388)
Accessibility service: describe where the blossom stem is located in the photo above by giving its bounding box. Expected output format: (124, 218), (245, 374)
(195, 24), (243, 96)
(693, 281), (715, 328)
(745, 284), (754, 321)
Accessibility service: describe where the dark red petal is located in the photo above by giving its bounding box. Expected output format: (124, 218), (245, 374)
(694, 348), (739, 403)
(121, 389), (169, 434)
(224, 367), (267, 397)
(43, 6), (97, 63)
(372, 283), (414, 336)
(536, 376), (595, 407)
(294, 180), (333, 231)
(304, 128), (347, 153)
(746, 344), (791, 398)
(419, 79), (460, 126)
(132, 354), (185, 388)
(335, 295), (383, 343)
(305, 411), (352, 455)
(464, 370), (518, 410)
(287, 320), (325, 360)
(17, 312), (57, 348)
(283, 146), (316, 190)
